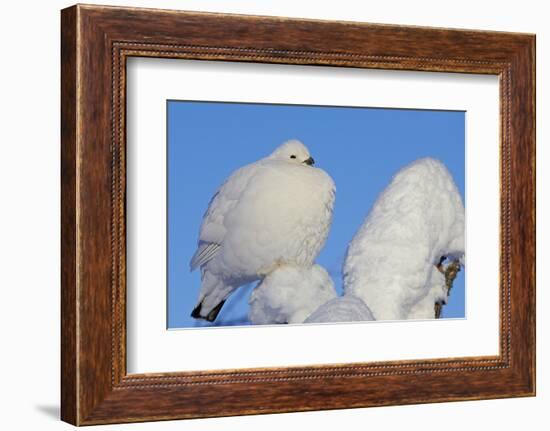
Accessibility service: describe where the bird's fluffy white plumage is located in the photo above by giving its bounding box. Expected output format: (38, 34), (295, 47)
(304, 294), (375, 323)
(343, 158), (464, 321)
(249, 264), (337, 324)
(190, 140), (335, 320)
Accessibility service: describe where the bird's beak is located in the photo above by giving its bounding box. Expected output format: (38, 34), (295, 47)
(304, 157), (315, 166)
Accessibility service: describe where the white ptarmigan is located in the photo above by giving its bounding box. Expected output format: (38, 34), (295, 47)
(189, 140), (336, 321)
(343, 158), (465, 321)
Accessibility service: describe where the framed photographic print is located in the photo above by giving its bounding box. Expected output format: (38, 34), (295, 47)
(61, 4), (535, 425)
(164, 99), (466, 329)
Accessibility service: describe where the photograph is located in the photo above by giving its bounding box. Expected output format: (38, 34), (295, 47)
(167, 100), (466, 328)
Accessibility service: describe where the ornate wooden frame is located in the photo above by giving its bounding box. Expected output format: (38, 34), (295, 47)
(61, 4), (536, 425)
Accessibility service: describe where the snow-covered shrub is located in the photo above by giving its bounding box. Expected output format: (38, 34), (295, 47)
(304, 295), (374, 323)
(343, 158), (465, 320)
(249, 264), (337, 324)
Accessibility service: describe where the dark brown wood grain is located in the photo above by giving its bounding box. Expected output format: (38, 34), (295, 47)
(60, 5), (77, 424)
(61, 4), (536, 426)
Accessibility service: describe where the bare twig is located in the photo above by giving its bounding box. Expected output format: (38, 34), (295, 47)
(435, 259), (461, 319)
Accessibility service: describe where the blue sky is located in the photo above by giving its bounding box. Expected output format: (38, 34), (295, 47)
(167, 100), (465, 329)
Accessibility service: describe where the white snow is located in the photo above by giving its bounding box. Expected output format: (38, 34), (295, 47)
(304, 295), (375, 323)
(189, 140), (335, 320)
(343, 158), (465, 321)
(406, 265), (448, 319)
(249, 264), (337, 324)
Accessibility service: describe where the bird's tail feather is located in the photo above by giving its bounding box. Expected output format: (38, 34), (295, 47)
(191, 299), (227, 322)
(191, 271), (234, 322)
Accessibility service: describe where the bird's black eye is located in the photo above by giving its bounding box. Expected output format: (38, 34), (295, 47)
(290, 155), (296, 159)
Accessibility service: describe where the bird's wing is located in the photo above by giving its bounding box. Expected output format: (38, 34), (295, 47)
(189, 161), (260, 271)
(189, 241), (221, 271)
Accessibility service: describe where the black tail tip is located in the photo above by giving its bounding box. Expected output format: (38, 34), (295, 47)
(191, 303), (203, 319)
(190, 300), (226, 322)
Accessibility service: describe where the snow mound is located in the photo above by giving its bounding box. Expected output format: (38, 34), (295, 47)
(406, 265), (447, 319)
(304, 295), (375, 323)
(343, 158), (465, 321)
(249, 264), (337, 324)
